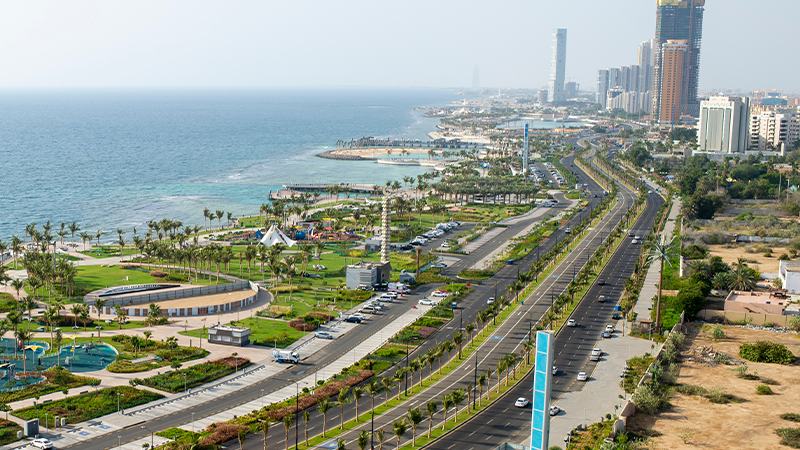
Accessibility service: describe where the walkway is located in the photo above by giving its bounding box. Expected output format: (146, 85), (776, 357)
(632, 197), (681, 324)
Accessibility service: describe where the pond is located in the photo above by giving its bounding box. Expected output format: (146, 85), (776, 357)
(0, 338), (117, 374)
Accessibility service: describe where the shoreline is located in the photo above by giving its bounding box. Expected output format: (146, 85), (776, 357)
(317, 146), (436, 161)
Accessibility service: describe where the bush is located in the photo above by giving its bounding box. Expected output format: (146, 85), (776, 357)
(739, 341), (795, 365)
(777, 428), (800, 449)
(756, 384), (774, 395)
(632, 383), (668, 414)
(788, 316), (800, 332)
(710, 326), (725, 341)
(781, 413), (800, 423)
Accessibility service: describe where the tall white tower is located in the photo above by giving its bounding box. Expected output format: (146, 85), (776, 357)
(547, 29), (568, 104)
(380, 195), (390, 264)
(522, 123), (530, 176)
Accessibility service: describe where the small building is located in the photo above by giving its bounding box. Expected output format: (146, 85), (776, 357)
(208, 324), (251, 347)
(779, 260), (800, 294)
(399, 271), (416, 285)
(345, 261), (391, 290)
(724, 290), (791, 316)
(364, 237), (383, 253)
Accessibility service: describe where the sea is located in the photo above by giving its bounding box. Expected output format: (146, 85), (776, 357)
(0, 88), (458, 240)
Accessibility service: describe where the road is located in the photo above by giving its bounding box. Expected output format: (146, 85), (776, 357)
(428, 162), (662, 450)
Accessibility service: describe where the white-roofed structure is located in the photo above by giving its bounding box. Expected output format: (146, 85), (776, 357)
(259, 224), (296, 248)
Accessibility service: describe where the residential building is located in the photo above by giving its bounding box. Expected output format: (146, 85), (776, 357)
(696, 96), (750, 154)
(565, 81), (579, 99)
(596, 69), (609, 107)
(652, 0), (705, 118)
(779, 260), (800, 294)
(749, 110), (800, 152)
(637, 39), (654, 95)
(537, 89), (549, 105)
(548, 28), (568, 103)
(657, 39), (689, 124)
(345, 261), (391, 289)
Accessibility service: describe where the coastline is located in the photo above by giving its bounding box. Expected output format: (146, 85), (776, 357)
(317, 146), (435, 161)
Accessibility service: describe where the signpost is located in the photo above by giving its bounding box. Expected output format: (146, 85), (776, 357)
(530, 331), (554, 450)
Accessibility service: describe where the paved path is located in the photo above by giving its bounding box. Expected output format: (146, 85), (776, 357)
(632, 197), (681, 324)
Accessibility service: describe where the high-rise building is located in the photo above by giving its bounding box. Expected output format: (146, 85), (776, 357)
(697, 96), (750, 154)
(565, 81), (579, 99)
(652, 0), (705, 119)
(657, 40), (688, 124)
(596, 69), (610, 107)
(749, 110), (800, 152)
(548, 28), (568, 103)
(537, 89), (549, 105)
(637, 40), (653, 94)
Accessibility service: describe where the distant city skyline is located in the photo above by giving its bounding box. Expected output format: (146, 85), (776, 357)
(0, 0), (797, 92)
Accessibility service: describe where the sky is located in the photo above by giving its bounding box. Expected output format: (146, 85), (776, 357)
(0, 0), (796, 93)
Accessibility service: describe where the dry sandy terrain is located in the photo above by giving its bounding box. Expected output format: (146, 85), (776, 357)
(707, 244), (790, 274)
(629, 324), (800, 449)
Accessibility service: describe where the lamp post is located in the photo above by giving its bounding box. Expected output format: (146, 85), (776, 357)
(295, 382), (300, 450)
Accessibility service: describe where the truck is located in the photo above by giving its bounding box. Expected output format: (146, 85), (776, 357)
(273, 349), (300, 364)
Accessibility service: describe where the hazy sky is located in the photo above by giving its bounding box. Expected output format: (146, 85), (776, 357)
(0, 0), (796, 93)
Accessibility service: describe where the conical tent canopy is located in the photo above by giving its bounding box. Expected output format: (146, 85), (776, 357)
(259, 224), (296, 247)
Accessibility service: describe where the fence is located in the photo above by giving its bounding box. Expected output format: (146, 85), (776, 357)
(696, 309), (791, 327)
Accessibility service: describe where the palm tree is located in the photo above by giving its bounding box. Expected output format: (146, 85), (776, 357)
(336, 438), (347, 450)
(441, 393), (453, 430)
(648, 237), (673, 332)
(95, 230), (104, 247)
(203, 208), (210, 229)
(282, 414), (294, 450)
(376, 429), (385, 450)
(477, 373), (487, 406)
(337, 387), (351, 429)
(215, 209), (224, 229)
(450, 389), (465, 421)
(10, 279), (24, 299)
(407, 407), (423, 446)
(357, 430), (369, 450)
(94, 298), (106, 320)
(392, 419), (408, 449)
(319, 398), (331, 437)
(731, 258), (758, 291)
(425, 400), (438, 438)
(303, 410), (310, 446)
(260, 419), (270, 450)
(15, 329), (32, 372)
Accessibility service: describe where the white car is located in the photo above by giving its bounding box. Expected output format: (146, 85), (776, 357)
(418, 299), (437, 306)
(577, 372), (588, 381)
(486, 297), (495, 305)
(601, 331), (612, 339)
(514, 397), (529, 408)
(591, 348), (602, 357)
(31, 439), (54, 449)
(567, 319), (577, 327)
(431, 290), (449, 298)
(549, 405), (561, 416)
(605, 324), (614, 333)
(631, 239), (639, 244)
(552, 366), (558, 376)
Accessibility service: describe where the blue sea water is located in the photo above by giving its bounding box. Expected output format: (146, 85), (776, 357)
(0, 88), (456, 240)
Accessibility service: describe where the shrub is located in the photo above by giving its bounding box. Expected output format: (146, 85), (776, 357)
(776, 428), (800, 449)
(710, 326), (725, 341)
(788, 316), (800, 332)
(632, 383), (668, 415)
(288, 318), (318, 331)
(200, 423), (247, 446)
(739, 341), (795, 365)
(756, 384), (774, 395)
(781, 413), (800, 423)
(150, 270), (168, 278)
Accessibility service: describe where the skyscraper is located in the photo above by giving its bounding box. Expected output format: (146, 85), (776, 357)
(652, 0), (705, 120)
(657, 40), (688, 124)
(596, 69), (610, 108)
(637, 40), (653, 94)
(548, 28), (567, 104)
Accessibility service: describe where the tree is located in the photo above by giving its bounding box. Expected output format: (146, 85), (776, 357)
(337, 387), (351, 429)
(351, 386), (363, 421)
(282, 414), (294, 450)
(450, 389), (465, 421)
(477, 373), (487, 406)
(0, 403), (9, 420)
(260, 419), (270, 450)
(375, 429), (385, 450)
(407, 407), (423, 445)
(336, 438), (347, 450)
(392, 419), (408, 448)
(318, 398), (331, 437)
(15, 329), (32, 372)
(114, 305), (128, 329)
(303, 410), (310, 446)
(648, 237), (673, 332)
(441, 393), (453, 430)
(426, 400), (439, 438)
(357, 430), (369, 450)
(730, 258), (758, 291)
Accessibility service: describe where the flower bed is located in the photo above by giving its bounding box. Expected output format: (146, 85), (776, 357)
(137, 357), (250, 393)
(13, 386), (163, 424)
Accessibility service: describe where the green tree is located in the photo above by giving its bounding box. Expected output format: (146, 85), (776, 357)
(407, 407), (424, 445)
(392, 419), (408, 448)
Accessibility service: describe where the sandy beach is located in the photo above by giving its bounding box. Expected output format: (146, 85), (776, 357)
(317, 147), (438, 160)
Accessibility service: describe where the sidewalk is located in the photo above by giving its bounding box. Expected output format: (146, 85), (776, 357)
(632, 198), (681, 324)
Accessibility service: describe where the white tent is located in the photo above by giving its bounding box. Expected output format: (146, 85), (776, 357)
(259, 224), (297, 247)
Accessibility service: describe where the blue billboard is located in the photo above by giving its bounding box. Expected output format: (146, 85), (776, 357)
(530, 331), (554, 450)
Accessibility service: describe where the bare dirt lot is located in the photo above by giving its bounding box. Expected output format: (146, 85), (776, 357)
(707, 244), (789, 274)
(629, 324), (800, 450)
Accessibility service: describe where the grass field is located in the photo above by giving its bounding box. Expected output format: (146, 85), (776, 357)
(0, 293), (17, 313)
(79, 246), (139, 258)
(183, 317), (306, 348)
(13, 386), (163, 424)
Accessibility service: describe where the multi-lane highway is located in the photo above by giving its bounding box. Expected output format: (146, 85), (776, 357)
(428, 161), (663, 450)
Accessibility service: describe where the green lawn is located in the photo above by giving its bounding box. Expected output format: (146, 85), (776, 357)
(79, 246), (139, 259)
(138, 357), (249, 393)
(0, 293), (18, 313)
(0, 420), (21, 446)
(182, 317), (307, 348)
(13, 386), (163, 424)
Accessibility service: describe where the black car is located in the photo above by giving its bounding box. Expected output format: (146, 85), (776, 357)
(345, 315), (363, 324)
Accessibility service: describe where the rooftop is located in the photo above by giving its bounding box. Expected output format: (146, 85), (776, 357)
(725, 290), (791, 306)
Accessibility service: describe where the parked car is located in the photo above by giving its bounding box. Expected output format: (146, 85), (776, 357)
(345, 315), (363, 324)
(31, 438), (54, 449)
(567, 319), (577, 327)
(431, 290), (449, 298)
(576, 372), (588, 381)
(314, 331), (334, 340)
(418, 299), (437, 306)
(514, 397), (530, 408)
(598, 295), (606, 303)
(552, 366), (558, 376)
(549, 405), (561, 416)
(486, 297), (495, 305)
(601, 331), (611, 339)
(605, 324), (614, 333)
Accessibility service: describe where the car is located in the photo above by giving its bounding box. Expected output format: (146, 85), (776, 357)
(430, 262), (448, 269)
(598, 295), (606, 303)
(35, 326), (45, 332)
(361, 306), (380, 314)
(601, 331), (611, 339)
(431, 290), (449, 298)
(31, 438), (54, 449)
(634, 235), (641, 240)
(552, 366), (558, 376)
(576, 372), (588, 381)
(628, 231), (635, 237)
(314, 331), (334, 340)
(591, 348), (602, 357)
(486, 297), (495, 305)
(345, 315), (363, 324)
(418, 299), (437, 306)
(567, 319), (577, 327)
(605, 324), (614, 333)
(631, 239), (639, 244)
(549, 405), (561, 416)
(514, 397), (530, 408)
(612, 312), (622, 320)
(564, 227), (572, 234)
(598, 278), (606, 286)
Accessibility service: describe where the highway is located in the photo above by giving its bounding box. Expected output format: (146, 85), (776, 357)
(427, 162), (663, 450)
